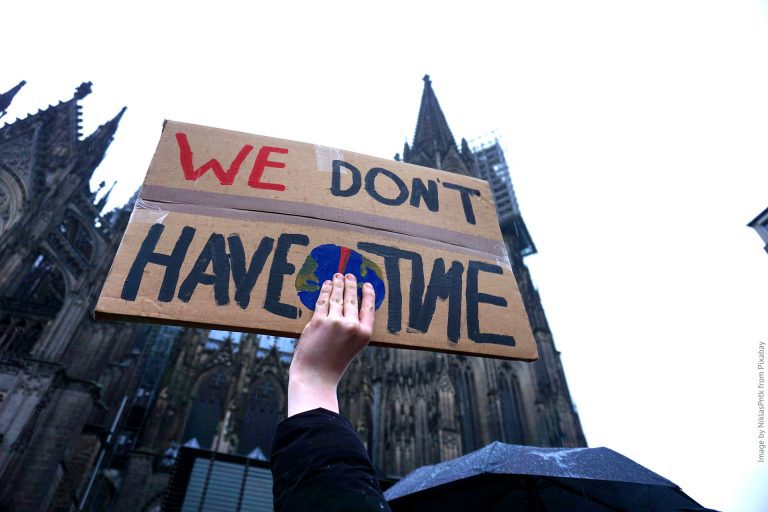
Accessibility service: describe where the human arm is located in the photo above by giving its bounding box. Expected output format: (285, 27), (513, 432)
(271, 272), (391, 512)
(287, 272), (375, 417)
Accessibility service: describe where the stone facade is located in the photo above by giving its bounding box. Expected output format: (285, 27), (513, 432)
(0, 81), (149, 511)
(0, 77), (585, 511)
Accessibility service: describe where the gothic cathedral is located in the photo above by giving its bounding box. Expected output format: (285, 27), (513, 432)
(0, 77), (585, 511)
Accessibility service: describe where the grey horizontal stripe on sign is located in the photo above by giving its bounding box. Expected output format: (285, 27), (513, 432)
(136, 199), (511, 266)
(140, 184), (508, 259)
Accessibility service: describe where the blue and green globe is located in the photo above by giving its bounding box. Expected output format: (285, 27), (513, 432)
(295, 244), (386, 311)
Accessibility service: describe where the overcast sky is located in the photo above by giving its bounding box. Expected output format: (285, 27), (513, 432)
(5, 1), (768, 510)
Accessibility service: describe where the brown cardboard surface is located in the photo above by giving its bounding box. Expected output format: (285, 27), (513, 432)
(95, 121), (537, 360)
(144, 121), (502, 242)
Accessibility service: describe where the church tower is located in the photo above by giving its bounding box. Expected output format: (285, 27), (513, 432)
(345, 75), (586, 477)
(0, 81), (151, 511)
(0, 82), (129, 358)
(399, 75), (475, 177)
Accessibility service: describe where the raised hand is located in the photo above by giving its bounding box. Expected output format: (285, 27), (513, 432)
(287, 273), (376, 417)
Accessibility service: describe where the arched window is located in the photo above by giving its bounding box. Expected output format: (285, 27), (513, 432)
(59, 211), (94, 262)
(238, 376), (282, 458)
(499, 373), (526, 444)
(183, 369), (230, 450)
(454, 368), (478, 453)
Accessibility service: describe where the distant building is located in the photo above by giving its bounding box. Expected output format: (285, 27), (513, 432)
(748, 207), (768, 254)
(0, 76), (585, 511)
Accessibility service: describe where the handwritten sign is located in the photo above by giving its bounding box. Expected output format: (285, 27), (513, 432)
(95, 121), (537, 360)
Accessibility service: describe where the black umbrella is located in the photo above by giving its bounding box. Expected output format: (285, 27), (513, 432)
(384, 441), (715, 512)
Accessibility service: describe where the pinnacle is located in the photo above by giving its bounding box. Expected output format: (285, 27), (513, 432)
(411, 75), (457, 161)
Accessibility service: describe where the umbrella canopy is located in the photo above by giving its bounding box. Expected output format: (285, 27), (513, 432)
(385, 441), (713, 511)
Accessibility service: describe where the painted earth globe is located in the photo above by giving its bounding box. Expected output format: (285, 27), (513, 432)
(295, 244), (386, 311)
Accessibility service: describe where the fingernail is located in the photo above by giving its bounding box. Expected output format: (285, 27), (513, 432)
(334, 273), (343, 279)
(346, 274), (356, 282)
(324, 280), (332, 286)
(364, 282), (373, 289)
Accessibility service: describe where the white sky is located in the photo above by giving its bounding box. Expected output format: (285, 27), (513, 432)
(5, 1), (768, 510)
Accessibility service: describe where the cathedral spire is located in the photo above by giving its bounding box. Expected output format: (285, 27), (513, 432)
(95, 181), (117, 211)
(77, 106), (126, 177)
(406, 76), (472, 175)
(85, 106), (126, 148)
(0, 80), (26, 120)
(411, 75), (457, 162)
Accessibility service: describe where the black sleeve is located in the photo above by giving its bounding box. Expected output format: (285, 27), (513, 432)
(271, 408), (392, 512)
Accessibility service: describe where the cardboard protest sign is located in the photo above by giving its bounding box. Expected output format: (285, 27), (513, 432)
(95, 121), (538, 360)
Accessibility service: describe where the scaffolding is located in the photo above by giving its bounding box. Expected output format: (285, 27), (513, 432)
(468, 131), (536, 257)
